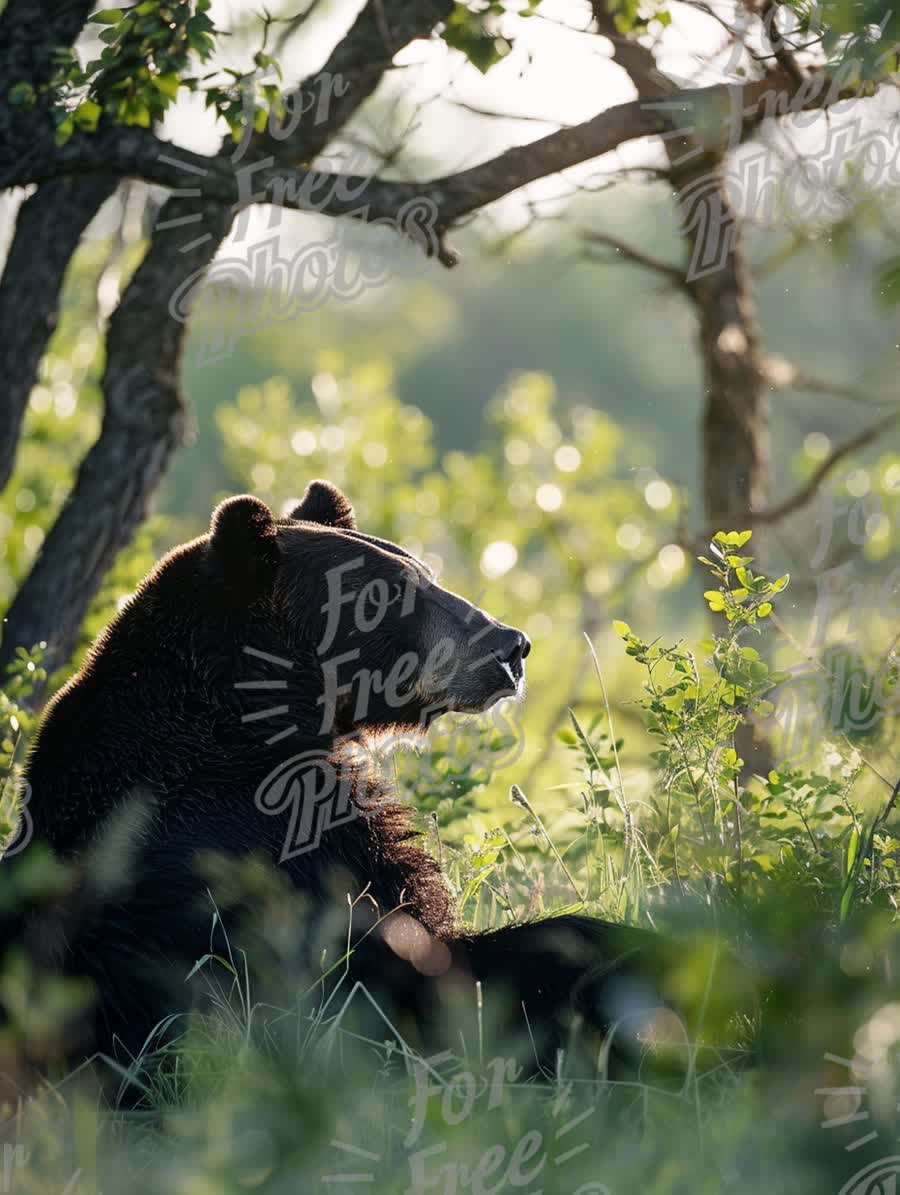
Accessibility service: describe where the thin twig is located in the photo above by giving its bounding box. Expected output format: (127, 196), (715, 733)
(763, 356), (895, 407)
(580, 229), (687, 287)
(702, 409), (900, 536)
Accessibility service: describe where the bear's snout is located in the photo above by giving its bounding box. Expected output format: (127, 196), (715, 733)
(492, 627), (531, 667)
(457, 621), (531, 707)
(488, 626), (531, 683)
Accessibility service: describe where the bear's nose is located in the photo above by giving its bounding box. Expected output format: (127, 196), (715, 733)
(492, 629), (531, 669)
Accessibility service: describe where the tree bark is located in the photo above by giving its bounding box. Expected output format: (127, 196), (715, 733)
(589, 6), (770, 530)
(0, 0), (96, 92)
(674, 165), (770, 526)
(0, 175), (118, 491)
(0, 0), (114, 490)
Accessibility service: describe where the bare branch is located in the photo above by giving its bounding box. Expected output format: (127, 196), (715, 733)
(7, 67), (851, 270)
(702, 409), (900, 534)
(580, 228), (687, 286)
(762, 356), (896, 407)
(444, 97), (570, 125)
(759, 0), (808, 85)
(271, 0), (327, 57)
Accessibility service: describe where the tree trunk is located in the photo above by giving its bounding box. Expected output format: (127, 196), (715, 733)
(0, 176), (118, 490)
(587, 6), (772, 773)
(675, 169), (770, 525)
(675, 164), (773, 776)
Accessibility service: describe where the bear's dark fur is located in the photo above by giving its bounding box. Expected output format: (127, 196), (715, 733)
(6, 482), (671, 1087)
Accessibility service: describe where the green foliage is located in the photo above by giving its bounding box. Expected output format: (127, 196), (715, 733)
(0, 651), (93, 1073)
(698, 530), (789, 625)
(440, 2), (517, 73)
(0, 646), (46, 850)
(780, 0), (900, 76)
(594, 536), (899, 928)
(215, 363), (898, 936)
(0, 237), (171, 679)
(49, 1), (214, 139)
(604, 0), (672, 35)
(217, 364), (685, 871)
(3, 544), (896, 1188)
(37, 0), (290, 146)
(397, 717), (519, 828)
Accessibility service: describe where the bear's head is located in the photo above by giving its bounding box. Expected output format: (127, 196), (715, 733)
(196, 480), (530, 741)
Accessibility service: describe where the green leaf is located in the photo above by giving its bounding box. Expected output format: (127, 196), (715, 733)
(123, 98), (151, 127)
(89, 8), (124, 23)
(153, 73), (181, 101)
(845, 826), (860, 878)
(441, 3), (512, 73)
(612, 619), (631, 638)
(187, 12), (216, 38)
(74, 99), (102, 131)
(7, 81), (36, 108)
(54, 115), (75, 146)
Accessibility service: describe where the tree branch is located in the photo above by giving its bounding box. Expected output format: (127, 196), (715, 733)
(759, 0), (808, 86)
(762, 356), (896, 406)
(580, 228), (687, 286)
(701, 409), (900, 535)
(6, 66), (850, 270)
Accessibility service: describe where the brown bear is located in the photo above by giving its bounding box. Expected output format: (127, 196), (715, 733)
(7, 481), (667, 1091)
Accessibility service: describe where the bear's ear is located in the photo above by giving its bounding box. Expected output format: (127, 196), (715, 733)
(289, 480), (356, 529)
(209, 495), (280, 584)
